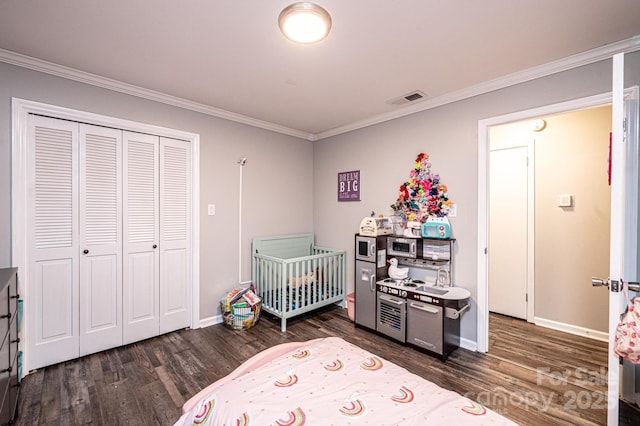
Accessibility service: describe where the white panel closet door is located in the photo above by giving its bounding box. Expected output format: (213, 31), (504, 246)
(25, 115), (193, 368)
(159, 137), (191, 333)
(79, 124), (123, 356)
(489, 146), (529, 319)
(27, 115), (80, 369)
(123, 131), (160, 344)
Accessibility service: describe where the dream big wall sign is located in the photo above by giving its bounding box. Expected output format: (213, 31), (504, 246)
(337, 170), (360, 202)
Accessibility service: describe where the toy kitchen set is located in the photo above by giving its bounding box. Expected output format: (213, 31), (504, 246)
(355, 216), (470, 361)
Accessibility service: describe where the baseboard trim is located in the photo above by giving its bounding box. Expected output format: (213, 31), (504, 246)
(199, 315), (223, 329)
(459, 337), (478, 352)
(534, 317), (608, 342)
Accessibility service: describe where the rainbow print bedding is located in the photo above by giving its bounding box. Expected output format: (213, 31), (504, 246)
(175, 337), (515, 425)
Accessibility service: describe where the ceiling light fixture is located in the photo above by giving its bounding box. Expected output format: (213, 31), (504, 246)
(278, 2), (332, 44)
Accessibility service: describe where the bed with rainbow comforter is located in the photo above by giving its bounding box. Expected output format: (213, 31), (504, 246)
(174, 337), (515, 425)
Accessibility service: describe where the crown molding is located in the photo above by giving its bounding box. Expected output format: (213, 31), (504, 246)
(314, 35), (640, 140)
(2, 35), (639, 142)
(0, 48), (315, 141)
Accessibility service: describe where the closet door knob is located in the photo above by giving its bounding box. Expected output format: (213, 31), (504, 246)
(153, 244), (158, 249)
(83, 249), (89, 254)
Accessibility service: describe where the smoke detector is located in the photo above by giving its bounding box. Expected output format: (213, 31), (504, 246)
(386, 90), (427, 106)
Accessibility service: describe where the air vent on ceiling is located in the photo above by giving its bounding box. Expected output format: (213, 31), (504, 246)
(386, 90), (427, 106)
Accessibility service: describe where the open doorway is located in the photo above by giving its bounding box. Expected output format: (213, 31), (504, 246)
(477, 92), (614, 353)
(475, 99), (615, 423)
(487, 106), (611, 337)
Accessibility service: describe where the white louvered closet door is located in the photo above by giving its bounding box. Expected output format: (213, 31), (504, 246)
(79, 124), (123, 356)
(26, 117), (192, 368)
(123, 131), (160, 344)
(27, 115), (80, 369)
(159, 137), (191, 333)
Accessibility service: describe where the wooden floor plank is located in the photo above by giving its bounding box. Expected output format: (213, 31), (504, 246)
(37, 365), (63, 423)
(155, 365), (186, 408)
(99, 377), (145, 426)
(16, 369), (44, 423)
(14, 307), (640, 425)
(60, 361), (93, 425)
(135, 379), (181, 425)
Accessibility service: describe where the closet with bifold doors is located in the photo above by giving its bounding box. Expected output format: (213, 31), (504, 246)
(27, 114), (192, 370)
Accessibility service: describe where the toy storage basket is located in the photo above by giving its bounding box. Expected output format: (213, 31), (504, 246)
(220, 298), (262, 330)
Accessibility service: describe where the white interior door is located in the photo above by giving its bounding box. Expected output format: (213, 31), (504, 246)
(13, 99), (199, 374)
(79, 124), (123, 356)
(620, 86), (640, 413)
(123, 131), (160, 344)
(27, 115), (80, 369)
(159, 137), (191, 333)
(489, 146), (529, 319)
(607, 53), (640, 425)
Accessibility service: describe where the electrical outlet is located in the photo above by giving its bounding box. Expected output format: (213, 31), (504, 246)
(448, 203), (457, 217)
(208, 204), (216, 215)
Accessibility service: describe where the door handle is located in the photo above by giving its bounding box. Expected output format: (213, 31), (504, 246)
(592, 277), (640, 292)
(370, 274), (376, 292)
(379, 294), (404, 305)
(413, 338), (437, 350)
(409, 302), (440, 314)
(445, 304), (470, 319)
(153, 244), (158, 249)
(591, 277), (609, 287)
(83, 249), (89, 254)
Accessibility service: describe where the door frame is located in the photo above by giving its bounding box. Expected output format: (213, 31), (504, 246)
(477, 92), (613, 353)
(11, 98), (201, 374)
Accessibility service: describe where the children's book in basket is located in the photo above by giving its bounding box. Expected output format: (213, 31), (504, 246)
(220, 286), (262, 330)
(242, 289), (260, 306)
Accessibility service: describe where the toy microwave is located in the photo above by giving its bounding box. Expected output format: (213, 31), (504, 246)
(421, 217), (451, 239)
(359, 216), (393, 237)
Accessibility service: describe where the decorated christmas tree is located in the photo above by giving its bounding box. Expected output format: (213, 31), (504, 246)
(391, 153), (452, 222)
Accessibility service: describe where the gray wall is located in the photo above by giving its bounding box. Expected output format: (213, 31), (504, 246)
(0, 61), (314, 319)
(1, 51), (638, 342)
(314, 52), (640, 343)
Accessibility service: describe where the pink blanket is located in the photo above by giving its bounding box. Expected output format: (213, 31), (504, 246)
(175, 337), (515, 425)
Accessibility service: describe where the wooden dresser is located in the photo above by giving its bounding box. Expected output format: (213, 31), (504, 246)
(0, 268), (19, 425)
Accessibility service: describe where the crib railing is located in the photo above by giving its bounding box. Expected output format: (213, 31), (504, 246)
(252, 246), (346, 331)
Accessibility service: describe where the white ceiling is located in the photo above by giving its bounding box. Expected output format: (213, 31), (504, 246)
(1, 1), (640, 139)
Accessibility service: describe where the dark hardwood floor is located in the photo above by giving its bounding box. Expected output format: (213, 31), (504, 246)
(14, 307), (640, 425)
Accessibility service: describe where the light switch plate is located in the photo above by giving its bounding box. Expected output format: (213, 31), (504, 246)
(557, 194), (573, 207)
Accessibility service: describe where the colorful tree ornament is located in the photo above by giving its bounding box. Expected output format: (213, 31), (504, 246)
(391, 153), (452, 222)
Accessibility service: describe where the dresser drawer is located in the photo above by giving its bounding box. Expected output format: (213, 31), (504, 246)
(0, 348), (18, 425)
(0, 285), (8, 347)
(8, 312), (17, 368)
(0, 378), (11, 426)
(0, 343), (9, 425)
(0, 268), (19, 426)
(7, 276), (18, 325)
(0, 324), (8, 376)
